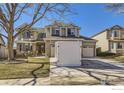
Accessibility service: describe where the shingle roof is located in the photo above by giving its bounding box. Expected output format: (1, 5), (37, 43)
(79, 35), (95, 40)
(45, 21), (80, 28)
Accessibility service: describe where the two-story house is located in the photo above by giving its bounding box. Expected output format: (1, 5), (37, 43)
(16, 21), (96, 58)
(91, 25), (124, 54)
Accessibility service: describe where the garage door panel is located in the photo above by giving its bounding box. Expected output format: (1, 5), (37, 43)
(55, 41), (82, 66)
(83, 47), (94, 57)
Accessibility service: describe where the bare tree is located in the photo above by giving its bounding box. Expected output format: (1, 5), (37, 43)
(106, 4), (124, 14)
(0, 3), (73, 61)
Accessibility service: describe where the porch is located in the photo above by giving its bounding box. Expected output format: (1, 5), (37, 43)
(109, 41), (124, 54)
(16, 41), (46, 57)
(111, 49), (124, 54)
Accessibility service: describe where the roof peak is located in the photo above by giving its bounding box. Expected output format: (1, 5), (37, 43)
(110, 25), (123, 30)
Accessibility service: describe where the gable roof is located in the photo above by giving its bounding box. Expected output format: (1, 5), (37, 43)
(79, 35), (95, 40)
(16, 23), (29, 31)
(45, 21), (80, 29)
(110, 25), (123, 30)
(91, 25), (124, 38)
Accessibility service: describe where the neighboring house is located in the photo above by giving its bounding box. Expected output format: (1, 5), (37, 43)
(0, 36), (7, 58)
(16, 21), (96, 58)
(91, 25), (124, 54)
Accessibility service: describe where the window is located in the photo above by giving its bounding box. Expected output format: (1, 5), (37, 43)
(111, 42), (114, 49)
(68, 28), (75, 36)
(83, 46), (88, 48)
(26, 31), (30, 38)
(19, 44), (22, 51)
(113, 30), (119, 37)
(52, 28), (60, 36)
(25, 44), (29, 51)
(71, 28), (75, 35)
(30, 45), (32, 51)
(23, 31), (31, 39)
(116, 42), (122, 49)
(38, 33), (46, 39)
(108, 31), (112, 37)
(67, 28), (71, 35)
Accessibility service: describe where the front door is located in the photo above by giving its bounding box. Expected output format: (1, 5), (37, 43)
(37, 43), (45, 56)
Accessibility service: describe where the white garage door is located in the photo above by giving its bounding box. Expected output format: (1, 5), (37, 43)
(55, 41), (82, 66)
(83, 46), (94, 57)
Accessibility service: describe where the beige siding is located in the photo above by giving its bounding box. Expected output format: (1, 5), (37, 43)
(92, 31), (109, 52)
(0, 37), (7, 58)
(45, 40), (51, 57)
(0, 46), (7, 58)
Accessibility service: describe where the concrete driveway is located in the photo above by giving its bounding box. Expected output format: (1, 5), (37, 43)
(50, 58), (124, 85)
(0, 58), (124, 85)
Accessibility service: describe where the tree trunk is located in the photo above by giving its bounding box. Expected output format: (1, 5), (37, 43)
(7, 32), (14, 61)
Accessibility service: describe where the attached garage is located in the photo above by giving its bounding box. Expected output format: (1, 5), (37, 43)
(55, 41), (82, 66)
(81, 39), (96, 58)
(82, 45), (95, 57)
(45, 36), (97, 59)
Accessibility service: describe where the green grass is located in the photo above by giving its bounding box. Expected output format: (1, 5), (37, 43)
(0, 63), (49, 79)
(98, 54), (124, 63)
(28, 57), (50, 63)
(115, 56), (124, 62)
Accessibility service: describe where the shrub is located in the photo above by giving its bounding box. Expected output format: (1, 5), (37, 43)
(97, 51), (116, 57)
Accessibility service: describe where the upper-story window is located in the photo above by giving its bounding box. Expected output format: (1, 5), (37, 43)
(38, 33), (46, 39)
(116, 42), (122, 49)
(23, 31), (31, 39)
(113, 30), (119, 37)
(52, 27), (60, 36)
(68, 28), (75, 37)
(108, 31), (112, 37)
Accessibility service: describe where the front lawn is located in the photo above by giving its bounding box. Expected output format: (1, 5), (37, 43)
(97, 52), (124, 63)
(114, 56), (124, 62)
(0, 63), (49, 79)
(28, 57), (49, 63)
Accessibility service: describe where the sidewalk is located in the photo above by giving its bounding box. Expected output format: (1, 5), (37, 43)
(0, 77), (50, 85)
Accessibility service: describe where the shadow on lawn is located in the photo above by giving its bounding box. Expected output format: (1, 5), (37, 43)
(23, 63), (49, 85)
(72, 68), (124, 85)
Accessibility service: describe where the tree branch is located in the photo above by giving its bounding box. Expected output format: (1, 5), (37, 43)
(14, 4), (28, 22)
(5, 3), (11, 14)
(14, 4), (50, 39)
(0, 23), (7, 33)
(0, 33), (8, 39)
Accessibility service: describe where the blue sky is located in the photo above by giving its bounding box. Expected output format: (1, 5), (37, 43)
(66, 3), (124, 37)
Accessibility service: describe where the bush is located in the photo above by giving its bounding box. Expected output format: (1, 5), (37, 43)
(97, 51), (116, 57)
